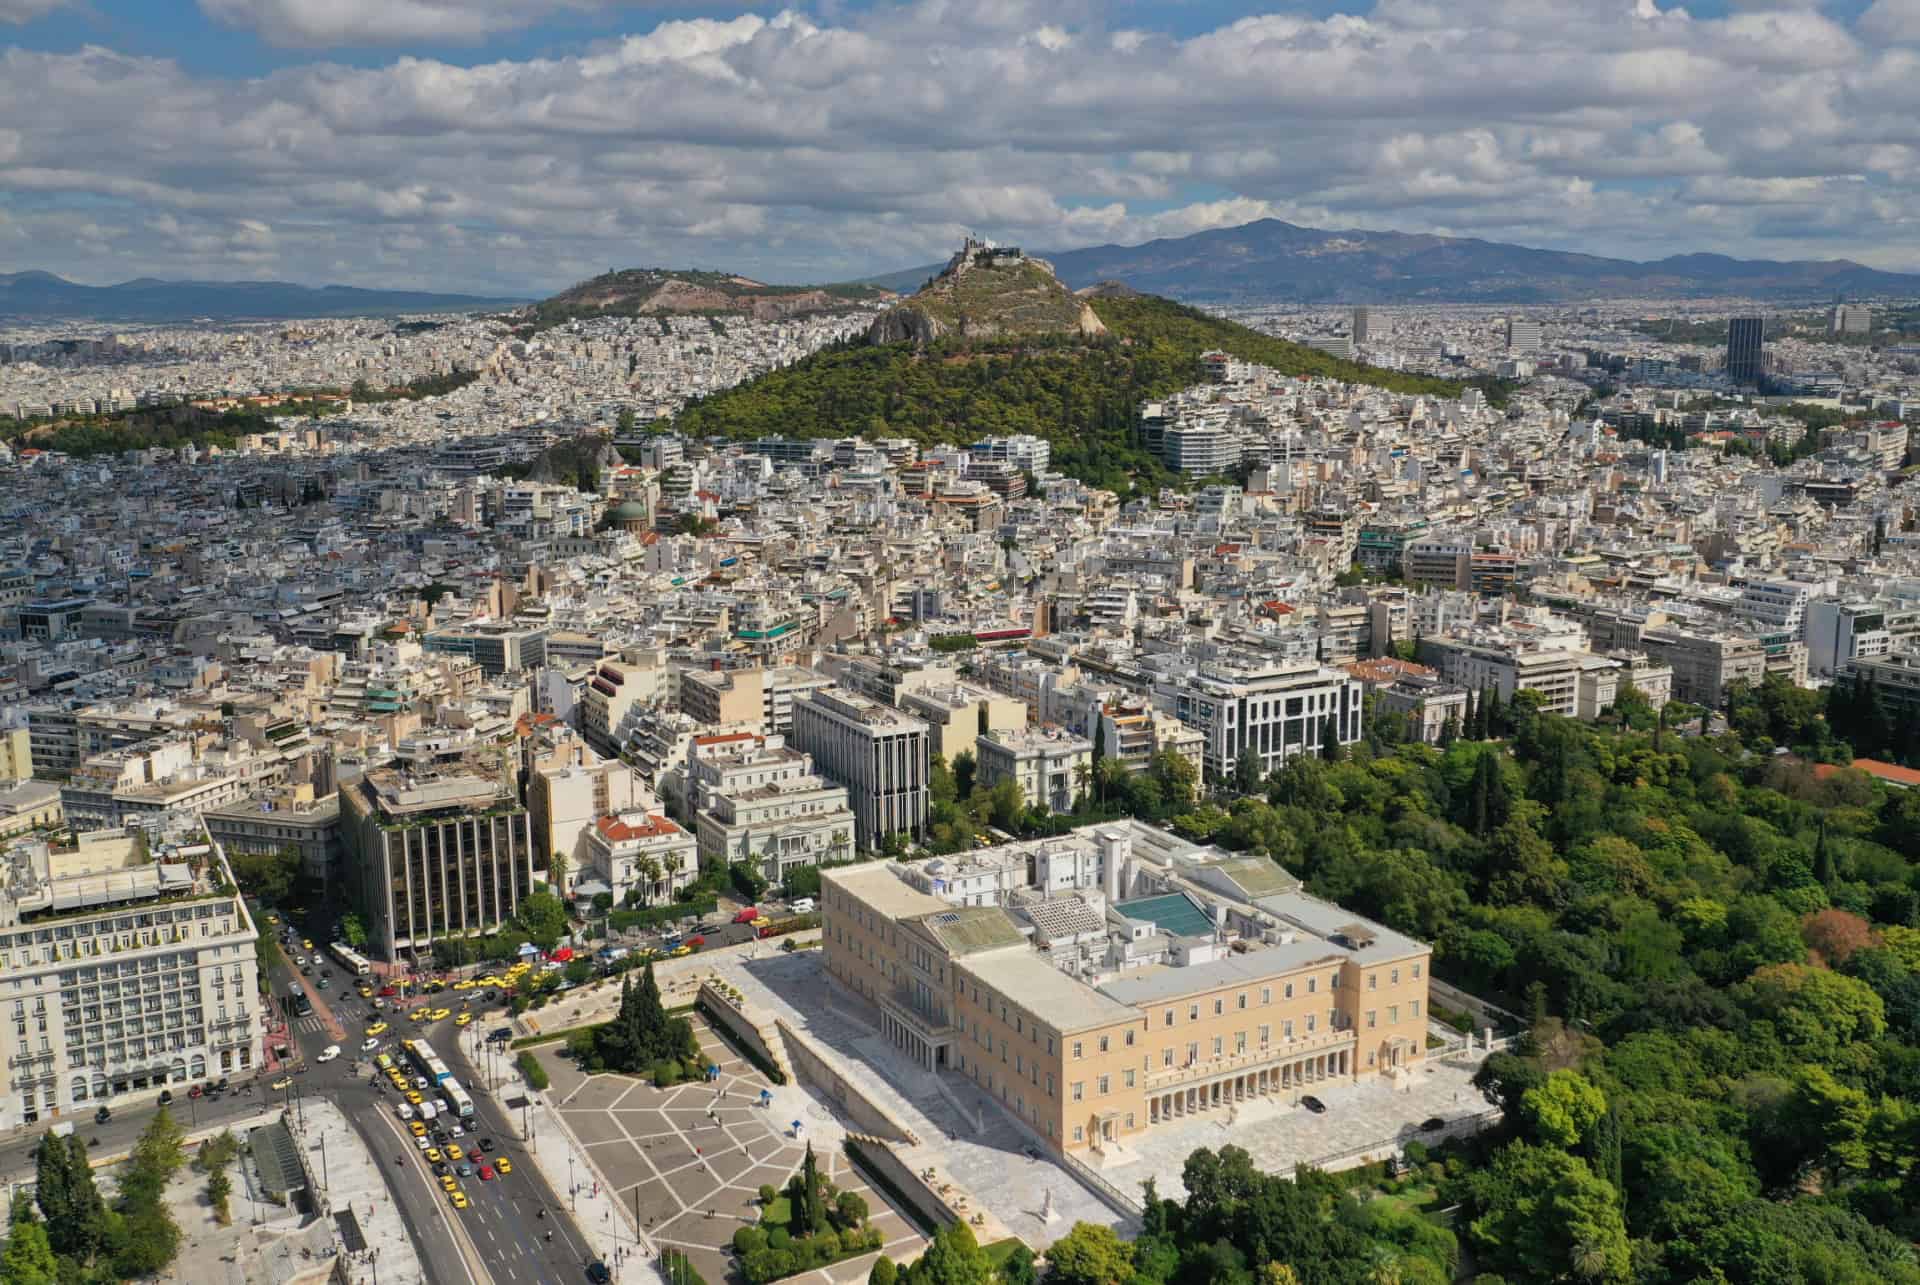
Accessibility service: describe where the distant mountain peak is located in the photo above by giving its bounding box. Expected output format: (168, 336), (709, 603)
(868, 220), (1920, 303)
(0, 271), (524, 321)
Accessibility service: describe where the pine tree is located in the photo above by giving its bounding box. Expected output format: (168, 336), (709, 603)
(31, 1132), (70, 1240)
(1467, 755), (1492, 837)
(1, 1214), (57, 1285)
(635, 959), (670, 1061)
(1813, 821), (1836, 888)
(1585, 1103), (1624, 1194)
(1485, 685), (1504, 738)
(1319, 713), (1342, 762)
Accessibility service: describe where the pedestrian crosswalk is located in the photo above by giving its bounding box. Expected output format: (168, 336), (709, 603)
(295, 1015), (329, 1035)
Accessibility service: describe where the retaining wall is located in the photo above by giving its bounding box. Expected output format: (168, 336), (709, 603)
(697, 982), (792, 1083)
(775, 1018), (920, 1147)
(843, 1134), (958, 1235)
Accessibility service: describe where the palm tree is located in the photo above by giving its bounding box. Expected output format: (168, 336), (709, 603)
(1570, 1238), (1612, 1281)
(635, 855), (662, 907)
(662, 851), (684, 898)
(830, 829), (850, 862)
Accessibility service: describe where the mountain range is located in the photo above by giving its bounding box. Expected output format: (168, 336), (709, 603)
(867, 219), (1920, 304)
(0, 271), (524, 321)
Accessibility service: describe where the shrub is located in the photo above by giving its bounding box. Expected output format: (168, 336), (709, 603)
(654, 1059), (682, 1087)
(763, 1196), (792, 1227)
(870, 1258), (897, 1285)
(758, 1183), (778, 1205)
(734, 1226), (768, 1257)
(834, 1190), (869, 1229)
(516, 1051), (550, 1090)
(767, 1225), (792, 1251)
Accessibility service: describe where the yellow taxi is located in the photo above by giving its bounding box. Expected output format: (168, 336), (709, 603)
(389, 1074), (408, 1090)
(409, 1007), (430, 1021)
(405, 1090), (423, 1105)
(438, 1174), (458, 1192)
(429, 1008), (451, 1021)
(494, 1156), (511, 1175)
(452, 980), (476, 991)
(454, 1013), (472, 1027)
(374, 1053), (393, 1069)
(750, 917), (770, 929)
(365, 1021), (389, 1037)
(302, 939), (314, 951)
(670, 946), (691, 957)
(409, 1120), (427, 1137)
(451, 1192), (470, 1210)
(425, 1147), (443, 1164)
(445, 1144), (464, 1162)
(357, 985), (374, 999)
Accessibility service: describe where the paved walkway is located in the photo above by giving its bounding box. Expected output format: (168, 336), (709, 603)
(1107, 1057), (1497, 1201)
(715, 951), (1124, 1252)
(532, 1012), (930, 1285)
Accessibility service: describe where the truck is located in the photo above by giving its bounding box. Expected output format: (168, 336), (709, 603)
(731, 906), (760, 924)
(417, 1099), (439, 1121)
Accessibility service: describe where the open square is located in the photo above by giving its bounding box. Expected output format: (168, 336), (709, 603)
(536, 1010), (931, 1283)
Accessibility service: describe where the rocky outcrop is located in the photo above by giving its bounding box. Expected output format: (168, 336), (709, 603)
(1077, 303), (1109, 338)
(866, 305), (943, 346)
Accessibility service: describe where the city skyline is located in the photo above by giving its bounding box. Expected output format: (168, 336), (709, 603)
(0, 1), (1919, 293)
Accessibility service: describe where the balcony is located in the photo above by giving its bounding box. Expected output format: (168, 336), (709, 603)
(1143, 1026), (1356, 1092)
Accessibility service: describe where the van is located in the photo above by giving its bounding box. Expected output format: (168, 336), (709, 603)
(396, 1102), (414, 1121)
(790, 898), (816, 915)
(731, 906), (760, 924)
(418, 1100), (439, 1121)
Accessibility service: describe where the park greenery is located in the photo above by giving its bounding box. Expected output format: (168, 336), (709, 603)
(672, 294), (1482, 496)
(9, 1107), (189, 1282)
(987, 684), (1920, 1283)
(569, 961), (702, 1083)
(734, 1143), (883, 1283)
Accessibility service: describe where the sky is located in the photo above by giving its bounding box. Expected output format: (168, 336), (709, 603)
(2, 0), (1919, 296)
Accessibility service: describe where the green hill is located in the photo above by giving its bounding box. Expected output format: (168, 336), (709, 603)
(674, 292), (1476, 494)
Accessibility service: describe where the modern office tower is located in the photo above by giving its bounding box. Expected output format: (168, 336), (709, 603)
(1505, 317), (1543, 353)
(790, 687), (929, 851)
(342, 756), (535, 960)
(1727, 316), (1766, 384)
(1351, 306), (1372, 346)
(0, 833), (262, 1129)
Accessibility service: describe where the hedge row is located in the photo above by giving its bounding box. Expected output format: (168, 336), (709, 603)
(609, 896), (718, 932)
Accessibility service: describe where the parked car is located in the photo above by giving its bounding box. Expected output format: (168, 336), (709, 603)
(157, 1089), (173, 1105)
(1419, 1116), (1446, 1132)
(790, 897), (816, 914)
(731, 906), (760, 924)
(94, 1106), (111, 1124)
(587, 1262), (612, 1284)
(1300, 1095), (1327, 1114)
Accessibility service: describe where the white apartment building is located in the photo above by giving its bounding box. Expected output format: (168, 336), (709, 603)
(1804, 601), (1897, 678)
(581, 810), (698, 906)
(790, 687), (929, 851)
(1163, 660), (1363, 782)
(975, 727), (1092, 814)
(0, 832), (261, 1130)
(578, 659), (663, 757)
(1733, 577), (1820, 639)
(1424, 639), (1582, 718)
(687, 734), (856, 881)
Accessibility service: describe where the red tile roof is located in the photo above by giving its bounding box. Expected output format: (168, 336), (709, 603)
(596, 813), (681, 841)
(1814, 759), (1920, 789)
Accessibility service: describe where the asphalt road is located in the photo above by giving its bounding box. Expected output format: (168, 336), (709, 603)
(0, 1084), (272, 1185)
(274, 949), (605, 1285)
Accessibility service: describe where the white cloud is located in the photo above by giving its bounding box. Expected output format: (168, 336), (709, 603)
(3, 0), (1920, 292)
(198, 0), (625, 46)
(0, 0), (68, 22)
(1860, 0), (1920, 43)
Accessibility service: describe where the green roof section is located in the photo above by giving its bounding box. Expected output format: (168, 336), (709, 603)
(1213, 856), (1299, 898)
(919, 906), (1025, 955)
(1116, 893), (1214, 939)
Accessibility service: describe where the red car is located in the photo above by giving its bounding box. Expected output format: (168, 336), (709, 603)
(477, 1165), (495, 1181)
(731, 906), (759, 924)
(378, 985), (397, 997)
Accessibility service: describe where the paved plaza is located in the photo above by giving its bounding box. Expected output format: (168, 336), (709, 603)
(536, 1012), (930, 1285)
(1104, 1056), (1495, 1201)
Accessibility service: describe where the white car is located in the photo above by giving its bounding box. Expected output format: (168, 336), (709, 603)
(415, 1135), (432, 1151)
(361, 1038), (380, 1053)
(293, 956), (308, 967)
(790, 897), (816, 914)
(414, 1076), (429, 1090)
(396, 1102), (414, 1120)
(316, 1045), (340, 1063)
(449, 1122), (464, 1137)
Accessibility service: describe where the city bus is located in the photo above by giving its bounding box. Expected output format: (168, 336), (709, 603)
(404, 1038), (475, 1117)
(329, 941), (373, 978)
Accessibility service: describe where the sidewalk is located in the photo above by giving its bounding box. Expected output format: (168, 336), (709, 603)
(290, 1097), (431, 1285)
(452, 1025), (666, 1285)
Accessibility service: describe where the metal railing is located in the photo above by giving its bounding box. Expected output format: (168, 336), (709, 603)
(1143, 1027), (1355, 1092)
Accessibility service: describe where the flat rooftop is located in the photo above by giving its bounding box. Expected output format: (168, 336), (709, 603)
(826, 862), (951, 920)
(1096, 942), (1352, 1007)
(958, 946), (1136, 1033)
